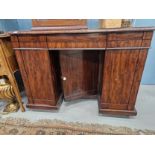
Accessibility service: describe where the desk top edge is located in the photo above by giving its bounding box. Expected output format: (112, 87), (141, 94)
(10, 27), (155, 35)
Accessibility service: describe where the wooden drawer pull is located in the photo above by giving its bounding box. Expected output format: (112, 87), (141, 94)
(61, 76), (67, 81)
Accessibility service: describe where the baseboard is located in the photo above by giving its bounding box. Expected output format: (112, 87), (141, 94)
(26, 94), (63, 111)
(99, 108), (137, 116)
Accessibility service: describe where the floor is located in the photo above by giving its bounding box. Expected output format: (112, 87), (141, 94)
(0, 85), (155, 130)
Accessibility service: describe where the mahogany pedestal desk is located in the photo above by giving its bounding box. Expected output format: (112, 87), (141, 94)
(11, 27), (154, 116)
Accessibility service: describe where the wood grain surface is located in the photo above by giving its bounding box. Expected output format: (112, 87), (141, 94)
(60, 50), (100, 100)
(11, 29), (154, 115)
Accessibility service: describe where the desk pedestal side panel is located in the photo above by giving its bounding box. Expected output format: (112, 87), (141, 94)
(15, 50), (62, 110)
(60, 50), (100, 100)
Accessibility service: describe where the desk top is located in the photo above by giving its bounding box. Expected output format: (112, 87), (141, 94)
(11, 27), (155, 35)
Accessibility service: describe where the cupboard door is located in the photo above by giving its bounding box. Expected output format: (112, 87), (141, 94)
(100, 50), (140, 111)
(20, 50), (57, 106)
(60, 50), (100, 100)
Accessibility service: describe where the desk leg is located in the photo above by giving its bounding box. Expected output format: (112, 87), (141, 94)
(8, 73), (25, 112)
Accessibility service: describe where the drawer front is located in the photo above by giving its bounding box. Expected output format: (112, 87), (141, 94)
(107, 38), (152, 48)
(107, 39), (143, 48)
(47, 34), (106, 48)
(18, 35), (46, 42)
(19, 42), (47, 48)
(107, 32), (144, 41)
(18, 35), (47, 48)
(107, 32), (152, 48)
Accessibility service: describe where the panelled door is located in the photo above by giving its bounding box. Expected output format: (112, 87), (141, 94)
(60, 50), (100, 101)
(19, 50), (57, 106)
(100, 50), (141, 110)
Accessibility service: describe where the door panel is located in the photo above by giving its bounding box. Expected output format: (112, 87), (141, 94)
(101, 50), (140, 110)
(21, 50), (56, 105)
(60, 50), (100, 100)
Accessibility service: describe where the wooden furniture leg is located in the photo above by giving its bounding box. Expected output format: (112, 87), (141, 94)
(7, 73), (25, 112)
(0, 34), (25, 112)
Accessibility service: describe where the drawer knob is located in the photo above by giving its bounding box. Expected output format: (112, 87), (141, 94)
(61, 76), (67, 81)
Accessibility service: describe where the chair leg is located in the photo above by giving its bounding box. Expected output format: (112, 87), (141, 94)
(7, 74), (25, 112)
